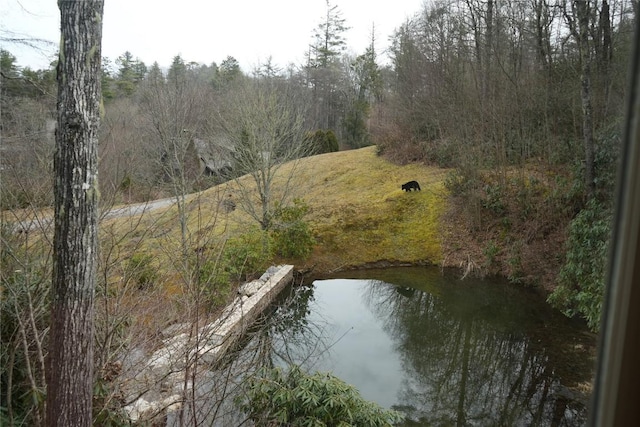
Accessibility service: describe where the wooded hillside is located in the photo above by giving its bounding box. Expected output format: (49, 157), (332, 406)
(0, 0), (633, 423)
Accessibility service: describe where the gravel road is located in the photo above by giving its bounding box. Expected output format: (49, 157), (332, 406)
(10, 197), (178, 233)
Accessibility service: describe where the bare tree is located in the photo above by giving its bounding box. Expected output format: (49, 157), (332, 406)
(139, 56), (214, 251)
(46, 1), (104, 426)
(215, 79), (311, 231)
(98, 98), (156, 204)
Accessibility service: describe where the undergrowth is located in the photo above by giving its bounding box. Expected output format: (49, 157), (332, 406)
(442, 166), (576, 288)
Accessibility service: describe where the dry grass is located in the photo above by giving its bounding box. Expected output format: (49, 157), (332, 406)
(100, 146), (450, 279)
(3, 145), (449, 332)
(285, 147), (449, 273)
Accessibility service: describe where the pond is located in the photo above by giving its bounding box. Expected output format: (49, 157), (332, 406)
(264, 267), (597, 426)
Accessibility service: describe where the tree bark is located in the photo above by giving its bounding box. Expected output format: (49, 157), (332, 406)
(576, 0), (596, 199)
(484, 0), (494, 100)
(46, 1), (104, 426)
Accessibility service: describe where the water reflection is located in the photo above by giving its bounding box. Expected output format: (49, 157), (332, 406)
(265, 267), (596, 427)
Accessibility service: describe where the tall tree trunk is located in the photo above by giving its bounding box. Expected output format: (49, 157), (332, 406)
(533, 0), (552, 70)
(597, 0), (613, 119)
(576, 0), (596, 199)
(46, 1), (104, 426)
(484, 0), (494, 100)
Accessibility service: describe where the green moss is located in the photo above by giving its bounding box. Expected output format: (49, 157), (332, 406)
(310, 177), (446, 269)
(104, 146), (450, 282)
(87, 45), (98, 68)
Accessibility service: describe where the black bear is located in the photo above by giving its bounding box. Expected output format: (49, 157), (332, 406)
(402, 180), (421, 192)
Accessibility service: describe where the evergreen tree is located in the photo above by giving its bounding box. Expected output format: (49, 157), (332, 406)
(146, 61), (164, 86)
(114, 51), (147, 96)
(254, 56), (283, 79)
(132, 58), (147, 83)
(100, 57), (116, 100)
(115, 51), (135, 95)
(167, 55), (187, 87)
(306, 1), (350, 132)
(0, 49), (22, 98)
(309, 0), (349, 68)
(343, 34), (382, 148)
(19, 66), (54, 98)
(207, 61), (221, 88)
(219, 55), (241, 85)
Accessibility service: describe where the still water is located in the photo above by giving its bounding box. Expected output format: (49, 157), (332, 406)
(266, 267), (596, 426)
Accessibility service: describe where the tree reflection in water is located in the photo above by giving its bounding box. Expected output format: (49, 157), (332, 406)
(260, 268), (596, 427)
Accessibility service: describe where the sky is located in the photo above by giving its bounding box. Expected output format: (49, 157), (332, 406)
(1, 0), (426, 73)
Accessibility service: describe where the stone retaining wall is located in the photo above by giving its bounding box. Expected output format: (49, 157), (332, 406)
(123, 264), (294, 422)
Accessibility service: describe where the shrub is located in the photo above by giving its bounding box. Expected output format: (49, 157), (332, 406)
(195, 257), (234, 307)
(482, 183), (506, 215)
(270, 198), (315, 259)
(549, 126), (619, 332)
(221, 228), (272, 282)
(236, 365), (403, 426)
(125, 252), (158, 289)
(305, 129), (339, 155)
(193, 229), (271, 306)
(548, 199), (612, 331)
(443, 165), (483, 197)
(483, 240), (499, 268)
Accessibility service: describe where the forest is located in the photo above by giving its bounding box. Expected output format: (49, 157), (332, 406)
(0, 0), (635, 424)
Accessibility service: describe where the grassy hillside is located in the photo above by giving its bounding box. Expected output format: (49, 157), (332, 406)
(288, 146), (448, 273)
(15, 145), (568, 295)
(4, 145), (572, 356)
(101, 146), (450, 286)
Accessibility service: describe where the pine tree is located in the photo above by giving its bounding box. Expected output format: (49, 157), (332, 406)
(167, 55), (187, 88)
(219, 56), (241, 85)
(343, 35), (381, 148)
(307, 1), (350, 131)
(310, 0), (349, 68)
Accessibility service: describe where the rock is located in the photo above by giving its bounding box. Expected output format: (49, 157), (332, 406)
(260, 265), (281, 281)
(121, 265), (294, 424)
(238, 280), (263, 297)
(124, 398), (153, 421)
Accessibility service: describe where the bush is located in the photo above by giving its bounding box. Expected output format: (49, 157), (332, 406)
(194, 229), (271, 306)
(270, 198), (315, 259)
(548, 126), (619, 332)
(236, 365), (403, 426)
(482, 183), (506, 215)
(125, 252), (158, 289)
(548, 199), (612, 331)
(195, 257), (234, 307)
(305, 129), (339, 155)
(221, 228), (272, 282)
(443, 165), (483, 197)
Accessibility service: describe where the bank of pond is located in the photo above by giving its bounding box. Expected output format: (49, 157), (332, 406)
(258, 266), (596, 426)
(160, 266), (595, 426)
